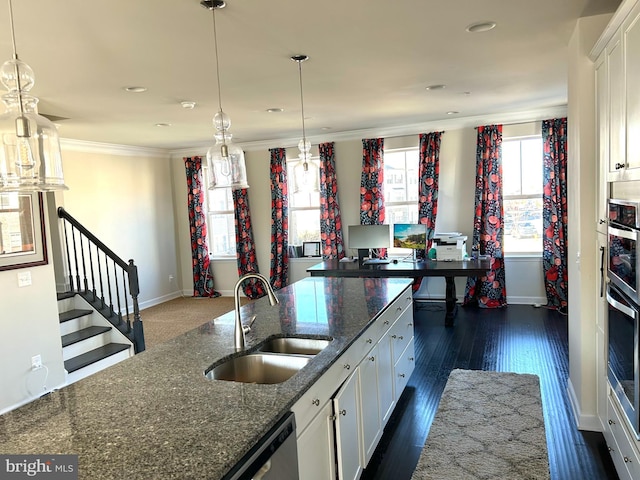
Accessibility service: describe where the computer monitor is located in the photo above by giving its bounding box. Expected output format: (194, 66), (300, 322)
(393, 223), (427, 262)
(348, 224), (390, 263)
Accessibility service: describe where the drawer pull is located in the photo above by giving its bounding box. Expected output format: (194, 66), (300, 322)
(392, 335), (397, 339)
(409, 357), (414, 361)
(384, 320), (390, 325)
(366, 338), (373, 344)
(368, 356), (375, 362)
(396, 307), (402, 312)
(624, 457), (630, 463)
(609, 419), (615, 425)
(312, 398), (320, 406)
(615, 162), (626, 170)
(399, 373), (406, 378)
(398, 335), (404, 340)
(340, 409), (347, 416)
(344, 364), (351, 370)
(408, 322), (413, 327)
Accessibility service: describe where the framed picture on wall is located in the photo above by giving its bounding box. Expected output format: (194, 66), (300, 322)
(0, 192), (48, 271)
(302, 241), (321, 257)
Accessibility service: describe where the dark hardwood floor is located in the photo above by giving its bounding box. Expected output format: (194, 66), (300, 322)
(361, 302), (619, 480)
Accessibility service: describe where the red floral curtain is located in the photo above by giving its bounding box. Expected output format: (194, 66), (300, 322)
(232, 189), (265, 299)
(418, 131), (443, 249)
(184, 156), (219, 297)
(319, 142), (345, 259)
(269, 147), (289, 290)
(463, 125), (507, 308)
(361, 138), (386, 257)
(542, 117), (568, 313)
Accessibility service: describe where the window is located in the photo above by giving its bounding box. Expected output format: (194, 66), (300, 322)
(203, 169), (236, 257)
(502, 137), (543, 254)
(287, 158), (320, 246)
(383, 149), (419, 224)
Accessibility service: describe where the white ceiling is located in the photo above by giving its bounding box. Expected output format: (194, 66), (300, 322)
(0, 0), (621, 151)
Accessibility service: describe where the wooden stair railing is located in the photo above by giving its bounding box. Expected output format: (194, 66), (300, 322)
(57, 207), (145, 353)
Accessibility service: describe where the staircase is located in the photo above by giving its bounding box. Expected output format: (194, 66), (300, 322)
(56, 207), (145, 384)
(58, 292), (132, 384)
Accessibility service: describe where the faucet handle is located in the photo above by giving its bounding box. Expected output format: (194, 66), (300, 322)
(242, 315), (257, 334)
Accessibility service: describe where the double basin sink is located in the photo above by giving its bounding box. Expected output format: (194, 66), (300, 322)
(205, 337), (332, 384)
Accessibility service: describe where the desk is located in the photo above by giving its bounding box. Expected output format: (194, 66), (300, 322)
(307, 258), (491, 326)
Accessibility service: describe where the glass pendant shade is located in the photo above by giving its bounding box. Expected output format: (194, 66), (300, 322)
(0, 58), (67, 192)
(206, 112), (248, 190)
(292, 154), (319, 194)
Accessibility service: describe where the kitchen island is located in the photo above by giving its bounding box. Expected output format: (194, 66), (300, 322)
(0, 276), (413, 479)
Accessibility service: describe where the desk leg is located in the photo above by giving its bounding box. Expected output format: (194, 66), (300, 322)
(444, 276), (457, 327)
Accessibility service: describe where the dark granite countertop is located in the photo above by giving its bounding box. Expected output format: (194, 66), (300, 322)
(0, 276), (412, 479)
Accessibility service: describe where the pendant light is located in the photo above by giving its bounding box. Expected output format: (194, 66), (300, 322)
(0, 0), (67, 192)
(291, 54), (319, 193)
(201, 0), (248, 190)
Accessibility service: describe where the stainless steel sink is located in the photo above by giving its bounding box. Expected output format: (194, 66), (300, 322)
(258, 337), (332, 356)
(205, 353), (310, 384)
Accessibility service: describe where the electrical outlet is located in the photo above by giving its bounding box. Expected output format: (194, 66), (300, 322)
(31, 355), (42, 370)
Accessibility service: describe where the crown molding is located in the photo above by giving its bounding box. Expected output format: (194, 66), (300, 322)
(60, 138), (169, 157)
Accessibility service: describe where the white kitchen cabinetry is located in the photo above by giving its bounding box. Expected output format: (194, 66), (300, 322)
(334, 370), (363, 480)
(608, 30), (626, 179)
(596, 233), (608, 429)
(296, 399), (336, 480)
(595, 51), (609, 232)
(605, 394), (640, 480)
(624, 2), (640, 175)
(293, 286), (414, 480)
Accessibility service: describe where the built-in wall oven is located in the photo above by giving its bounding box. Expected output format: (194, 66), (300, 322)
(607, 199), (640, 439)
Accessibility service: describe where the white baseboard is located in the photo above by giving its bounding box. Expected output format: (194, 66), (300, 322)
(0, 381), (66, 416)
(567, 378), (602, 432)
(138, 291), (184, 310)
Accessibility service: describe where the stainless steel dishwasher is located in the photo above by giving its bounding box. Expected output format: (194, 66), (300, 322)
(222, 411), (299, 480)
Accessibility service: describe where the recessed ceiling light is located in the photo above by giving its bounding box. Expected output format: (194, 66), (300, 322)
(181, 101), (196, 109)
(124, 86), (147, 93)
(426, 84), (446, 91)
(266, 108), (284, 113)
(155, 123), (171, 127)
(466, 21), (497, 33)
(446, 111), (459, 115)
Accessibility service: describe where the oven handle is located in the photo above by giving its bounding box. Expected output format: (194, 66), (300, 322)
(607, 288), (636, 318)
(608, 225), (639, 241)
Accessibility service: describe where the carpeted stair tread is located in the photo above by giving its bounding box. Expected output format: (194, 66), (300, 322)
(59, 309), (93, 323)
(64, 343), (130, 373)
(61, 326), (112, 347)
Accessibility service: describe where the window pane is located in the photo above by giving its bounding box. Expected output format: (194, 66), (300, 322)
(208, 213), (236, 256)
(502, 141), (522, 196)
(503, 197), (543, 253)
(521, 138), (543, 195)
(289, 209), (321, 245)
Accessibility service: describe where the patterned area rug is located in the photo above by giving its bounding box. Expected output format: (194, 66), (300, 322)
(412, 369), (550, 480)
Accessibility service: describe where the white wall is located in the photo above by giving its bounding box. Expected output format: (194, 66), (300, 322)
(0, 194), (66, 414)
(59, 145), (180, 309)
(172, 125), (547, 303)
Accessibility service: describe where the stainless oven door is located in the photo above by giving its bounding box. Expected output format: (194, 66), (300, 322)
(607, 284), (640, 439)
(608, 225), (639, 304)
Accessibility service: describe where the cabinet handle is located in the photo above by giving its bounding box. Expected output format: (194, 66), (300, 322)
(366, 338), (372, 344)
(399, 373), (405, 378)
(624, 457), (631, 463)
(368, 356), (375, 362)
(344, 364), (351, 370)
(391, 335), (397, 339)
(409, 357), (414, 361)
(340, 409), (347, 416)
(312, 398), (320, 406)
(384, 320), (390, 325)
(408, 322), (413, 327)
(398, 335), (404, 340)
(615, 162), (626, 170)
(599, 219), (607, 225)
(609, 419), (615, 425)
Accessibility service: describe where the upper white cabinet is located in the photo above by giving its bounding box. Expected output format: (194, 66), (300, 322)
(595, 51), (609, 232)
(608, 30), (626, 178)
(624, 2), (640, 175)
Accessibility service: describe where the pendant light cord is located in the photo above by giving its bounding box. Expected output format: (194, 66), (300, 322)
(210, 5), (227, 145)
(297, 60), (307, 156)
(7, 0), (27, 124)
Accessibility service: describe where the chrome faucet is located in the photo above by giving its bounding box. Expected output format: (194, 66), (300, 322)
(233, 272), (279, 350)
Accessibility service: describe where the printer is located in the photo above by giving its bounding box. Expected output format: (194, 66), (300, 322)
(432, 232), (467, 261)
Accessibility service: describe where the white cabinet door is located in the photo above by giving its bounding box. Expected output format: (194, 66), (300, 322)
(334, 371), (363, 480)
(608, 30), (625, 179)
(595, 51), (609, 233)
(359, 345), (382, 465)
(625, 2), (640, 174)
(377, 330), (395, 427)
(297, 401), (336, 480)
